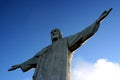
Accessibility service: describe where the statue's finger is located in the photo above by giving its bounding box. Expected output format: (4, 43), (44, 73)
(108, 8), (112, 12)
(107, 8), (112, 14)
(8, 68), (13, 71)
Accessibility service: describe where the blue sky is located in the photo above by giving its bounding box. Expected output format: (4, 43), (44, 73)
(1, 0), (120, 80)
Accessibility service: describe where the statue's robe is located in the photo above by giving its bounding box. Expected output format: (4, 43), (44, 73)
(19, 21), (99, 80)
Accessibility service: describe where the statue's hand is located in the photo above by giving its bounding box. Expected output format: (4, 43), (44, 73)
(8, 65), (20, 71)
(97, 8), (112, 23)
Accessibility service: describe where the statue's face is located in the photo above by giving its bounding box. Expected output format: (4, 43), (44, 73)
(51, 29), (61, 42)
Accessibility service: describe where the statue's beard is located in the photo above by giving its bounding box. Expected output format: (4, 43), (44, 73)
(52, 37), (58, 42)
(51, 34), (61, 43)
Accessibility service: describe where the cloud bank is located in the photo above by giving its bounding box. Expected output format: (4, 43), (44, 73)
(72, 58), (120, 80)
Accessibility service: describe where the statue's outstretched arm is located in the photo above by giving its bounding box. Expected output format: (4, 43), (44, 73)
(67, 8), (112, 52)
(8, 56), (38, 72)
(96, 8), (112, 23)
(8, 47), (46, 72)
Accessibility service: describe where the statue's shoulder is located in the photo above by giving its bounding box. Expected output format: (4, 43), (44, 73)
(34, 44), (52, 57)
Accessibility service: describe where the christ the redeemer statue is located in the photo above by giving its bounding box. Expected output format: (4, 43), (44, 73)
(8, 8), (112, 80)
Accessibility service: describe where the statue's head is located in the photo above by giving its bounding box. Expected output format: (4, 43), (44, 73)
(50, 28), (63, 43)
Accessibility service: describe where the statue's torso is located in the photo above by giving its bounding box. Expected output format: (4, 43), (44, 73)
(36, 38), (72, 80)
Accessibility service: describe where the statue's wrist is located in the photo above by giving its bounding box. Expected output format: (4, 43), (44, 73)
(17, 64), (21, 68)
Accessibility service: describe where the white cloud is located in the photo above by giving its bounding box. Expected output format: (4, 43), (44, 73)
(72, 58), (120, 80)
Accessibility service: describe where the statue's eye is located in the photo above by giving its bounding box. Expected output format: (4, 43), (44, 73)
(54, 30), (57, 32)
(51, 29), (58, 34)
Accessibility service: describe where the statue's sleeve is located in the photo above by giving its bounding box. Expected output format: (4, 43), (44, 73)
(19, 57), (38, 72)
(19, 47), (46, 72)
(67, 21), (100, 52)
